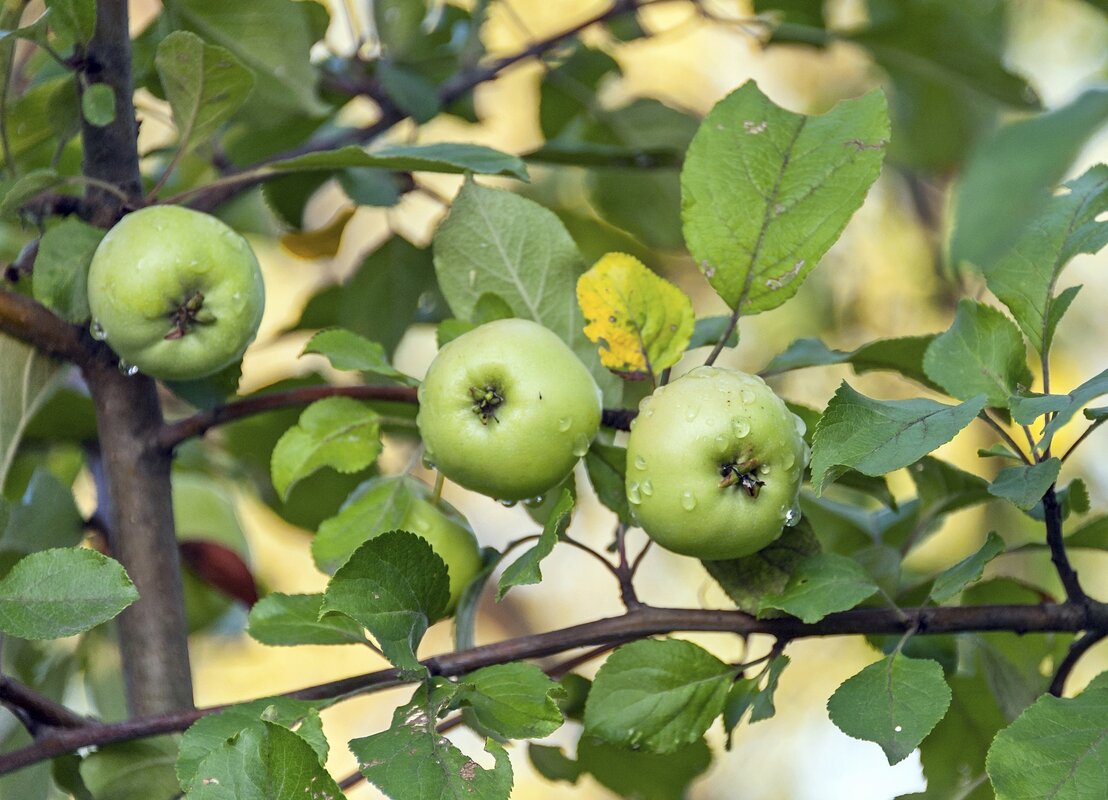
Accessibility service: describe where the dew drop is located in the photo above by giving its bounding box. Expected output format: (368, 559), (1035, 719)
(90, 320), (107, 341)
(785, 505), (801, 527)
(894, 725), (903, 733)
(740, 388), (756, 403)
(628, 482), (642, 505)
(643, 408), (654, 418)
(118, 360), (139, 377)
(633, 455), (647, 471)
(758, 464), (771, 475)
(793, 415), (807, 437)
(684, 407), (699, 422)
(714, 434), (728, 449)
(681, 491), (697, 511)
(558, 417), (572, 432)
(498, 499), (517, 508)
(524, 495), (545, 507)
(732, 419), (750, 438)
(572, 433), (590, 457)
(640, 479), (653, 496)
(782, 451), (795, 469)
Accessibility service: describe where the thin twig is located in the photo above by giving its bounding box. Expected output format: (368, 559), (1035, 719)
(1061, 416), (1106, 463)
(1042, 486), (1086, 605)
(1049, 630), (1106, 697)
(976, 411), (1032, 465)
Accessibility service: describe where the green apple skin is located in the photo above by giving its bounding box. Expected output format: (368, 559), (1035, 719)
(87, 205), (265, 381)
(417, 318), (602, 501)
(625, 366), (807, 560)
(399, 494), (483, 613)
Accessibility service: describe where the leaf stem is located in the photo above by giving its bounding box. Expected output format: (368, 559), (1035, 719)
(976, 411), (1032, 465)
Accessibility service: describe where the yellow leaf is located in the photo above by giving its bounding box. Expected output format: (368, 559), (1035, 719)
(576, 252), (695, 379)
(280, 207), (355, 259)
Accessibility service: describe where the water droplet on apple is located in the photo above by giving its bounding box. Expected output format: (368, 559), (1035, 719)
(793, 414), (807, 437)
(785, 504), (801, 526)
(681, 491), (697, 511)
(558, 416), (572, 432)
(90, 320), (107, 341)
(118, 360), (139, 376)
(684, 407), (698, 421)
(643, 408), (654, 418)
(634, 455), (647, 470)
(732, 419), (750, 438)
(715, 434), (728, 449)
(572, 433), (590, 457)
(758, 464), (771, 475)
(498, 498), (517, 508)
(641, 479), (653, 496)
(894, 725), (903, 733)
(782, 451), (795, 469)
(628, 482), (642, 504)
(740, 387), (756, 403)
(524, 495), (545, 507)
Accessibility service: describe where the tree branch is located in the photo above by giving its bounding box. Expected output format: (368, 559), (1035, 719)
(0, 676), (95, 731)
(1049, 630), (1106, 697)
(1042, 486), (1086, 605)
(184, 0), (664, 214)
(0, 289), (91, 364)
(0, 599), (1097, 776)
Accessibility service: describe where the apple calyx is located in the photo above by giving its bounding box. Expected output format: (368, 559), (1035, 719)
(718, 459), (764, 498)
(468, 383), (504, 424)
(164, 291), (208, 341)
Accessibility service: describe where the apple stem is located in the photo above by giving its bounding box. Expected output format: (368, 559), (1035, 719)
(719, 460), (764, 498)
(468, 384), (504, 425)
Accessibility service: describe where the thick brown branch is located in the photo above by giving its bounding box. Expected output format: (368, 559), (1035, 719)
(0, 600), (1096, 775)
(1043, 486), (1086, 605)
(186, 0), (660, 213)
(0, 289), (91, 364)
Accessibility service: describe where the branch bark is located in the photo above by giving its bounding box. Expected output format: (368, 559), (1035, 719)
(75, 3), (194, 716)
(0, 599), (1098, 775)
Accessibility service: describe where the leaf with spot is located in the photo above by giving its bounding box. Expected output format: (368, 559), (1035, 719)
(576, 252), (694, 379)
(270, 397), (381, 501)
(757, 552), (878, 623)
(350, 683), (514, 800)
(810, 383), (987, 494)
(584, 638), (735, 754)
(681, 81), (887, 314)
(827, 653), (951, 765)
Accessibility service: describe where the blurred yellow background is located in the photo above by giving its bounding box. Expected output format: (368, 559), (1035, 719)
(133, 1), (1108, 797)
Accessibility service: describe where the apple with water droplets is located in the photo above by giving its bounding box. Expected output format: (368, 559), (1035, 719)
(417, 318), (602, 501)
(87, 205), (265, 381)
(625, 365), (807, 560)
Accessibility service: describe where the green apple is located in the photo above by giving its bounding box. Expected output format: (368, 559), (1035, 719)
(87, 205), (265, 380)
(625, 366), (807, 560)
(417, 318), (602, 501)
(399, 493), (483, 613)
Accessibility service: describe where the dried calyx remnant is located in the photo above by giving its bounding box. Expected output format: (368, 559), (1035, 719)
(469, 384), (504, 424)
(719, 458), (764, 498)
(165, 291), (207, 340)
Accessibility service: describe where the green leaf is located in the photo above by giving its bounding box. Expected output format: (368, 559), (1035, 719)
(891, 457), (991, 554)
(247, 592), (368, 647)
(350, 684), (514, 800)
(32, 217), (103, 323)
(188, 721), (340, 799)
(809, 383), (987, 494)
(984, 165), (1108, 355)
(576, 736), (712, 800)
(44, 0), (95, 46)
(0, 168), (64, 218)
(986, 683), (1108, 800)
(320, 530), (449, 670)
(681, 82), (887, 314)
(377, 61), (441, 123)
(528, 744), (582, 784)
(177, 697), (323, 790)
(702, 522), (821, 614)
(270, 397), (381, 501)
(79, 738), (180, 800)
(295, 236), (436, 357)
(312, 476), (414, 574)
(952, 89), (1108, 271)
(687, 315), (739, 350)
(1067, 516), (1108, 550)
(584, 638), (735, 754)
(827, 654), (951, 765)
(584, 442), (632, 526)
(161, 0), (328, 125)
(576, 252), (695, 378)
(762, 335), (940, 391)
(0, 548), (137, 639)
(929, 532), (1005, 603)
(80, 83), (115, 126)
(432, 179), (616, 401)
(757, 552), (878, 623)
(1012, 368), (1108, 451)
(301, 329), (416, 385)
(154, 30), (254, 152)
(748, 653), (790, 724)
(497, 490), (572, 600)
(539, 44), (620, 140)
(269, 142), (528, 180)
(987, 459), (1061, 511)
(923, 300), (1032, 406)
(458, 662), (565, 739)
(0, 469), (83, 576)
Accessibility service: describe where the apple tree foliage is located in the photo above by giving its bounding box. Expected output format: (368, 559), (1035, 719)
(0, 1), (1107, 798)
